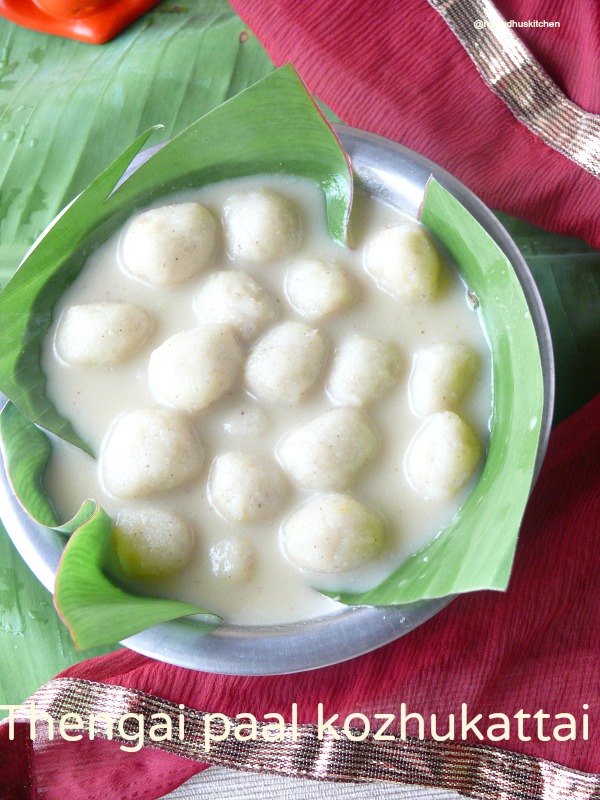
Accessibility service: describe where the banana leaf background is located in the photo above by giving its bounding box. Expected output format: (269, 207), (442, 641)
(0, 0), (598, 705)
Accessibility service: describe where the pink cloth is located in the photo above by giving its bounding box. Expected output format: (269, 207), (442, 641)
(229, 0), (600, 248)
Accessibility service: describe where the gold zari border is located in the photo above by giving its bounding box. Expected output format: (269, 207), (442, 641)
(427, 0), (600, 178)
(3, 678), (598, 800)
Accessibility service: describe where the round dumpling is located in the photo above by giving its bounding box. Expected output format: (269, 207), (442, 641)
(328, 335), (401, 406)
(277, 407), (378, 491)
(209, 537), (254, 582)
(120, 202), (218, 286)
(100, 407), (204, 499)
(245, 321), (326, 405)
(223, 189), (301, 263)
(405, 411), (482, 501)
(112, 508), (194, 579)
(55, 302), (152, 368)
(194, 270), (277, 339)
(285, 259), (355, 320)
(209, 451), (288, 522)
(282, 493), (387, 573)
(363, 223), (442, 300)
(409, 342), (480, 416)
(149, 324), (242, 413)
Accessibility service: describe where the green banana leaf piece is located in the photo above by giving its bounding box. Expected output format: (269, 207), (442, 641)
(334, 179), (545, 605)
(495, 213), (600, 425)
(0, 400), (95, 532)
(54, 504), (216, 652)
(0, 399), (59, 529)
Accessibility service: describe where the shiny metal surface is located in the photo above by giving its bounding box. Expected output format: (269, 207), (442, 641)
(0, 126), (554, 675)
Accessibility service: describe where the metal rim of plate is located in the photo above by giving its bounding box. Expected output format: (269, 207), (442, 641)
(0, 125), (554, 676)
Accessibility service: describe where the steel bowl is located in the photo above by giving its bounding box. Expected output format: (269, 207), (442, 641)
(0, 125), (554, 675)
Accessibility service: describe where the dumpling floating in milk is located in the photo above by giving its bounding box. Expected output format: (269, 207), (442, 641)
(209, 537), (254, 582)
(363, 222), (442, 300)
(405, 411), (482, 501)
(409, 342), (480, 416)
(120, 202), (219, 287)
(149, 324), (243, 414)
(277, 407), (378, 491)
(194, 270), (278, 340)
(55, 302), (152, 368)
(282, 493), (387, 574)
(100, 406), (204, 499)
(112, 508), (195, 579)
(285, 258), (355, 320)
(208, 451), (288, 523)
(244, 320), (326, 405)
(328, 335), (402, 407)
(223, 189), (301, 263)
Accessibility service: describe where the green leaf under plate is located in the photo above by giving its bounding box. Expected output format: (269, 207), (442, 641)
(333, 178), (545, 605)
(0, 0), (275, 285)
(496, 212), (600, 425)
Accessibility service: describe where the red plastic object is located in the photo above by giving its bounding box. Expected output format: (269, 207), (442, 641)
(0, 0), (161, 44)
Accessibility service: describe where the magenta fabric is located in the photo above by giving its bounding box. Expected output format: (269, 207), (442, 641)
(0, 722), (32, 799)
(0, 719), (207, 800)
(228, 0), (600, 248)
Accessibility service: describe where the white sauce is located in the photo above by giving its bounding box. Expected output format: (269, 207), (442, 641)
(41, 175), (492, 626)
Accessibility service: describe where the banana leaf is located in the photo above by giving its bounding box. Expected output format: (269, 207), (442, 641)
(495, 213), (600, 425)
